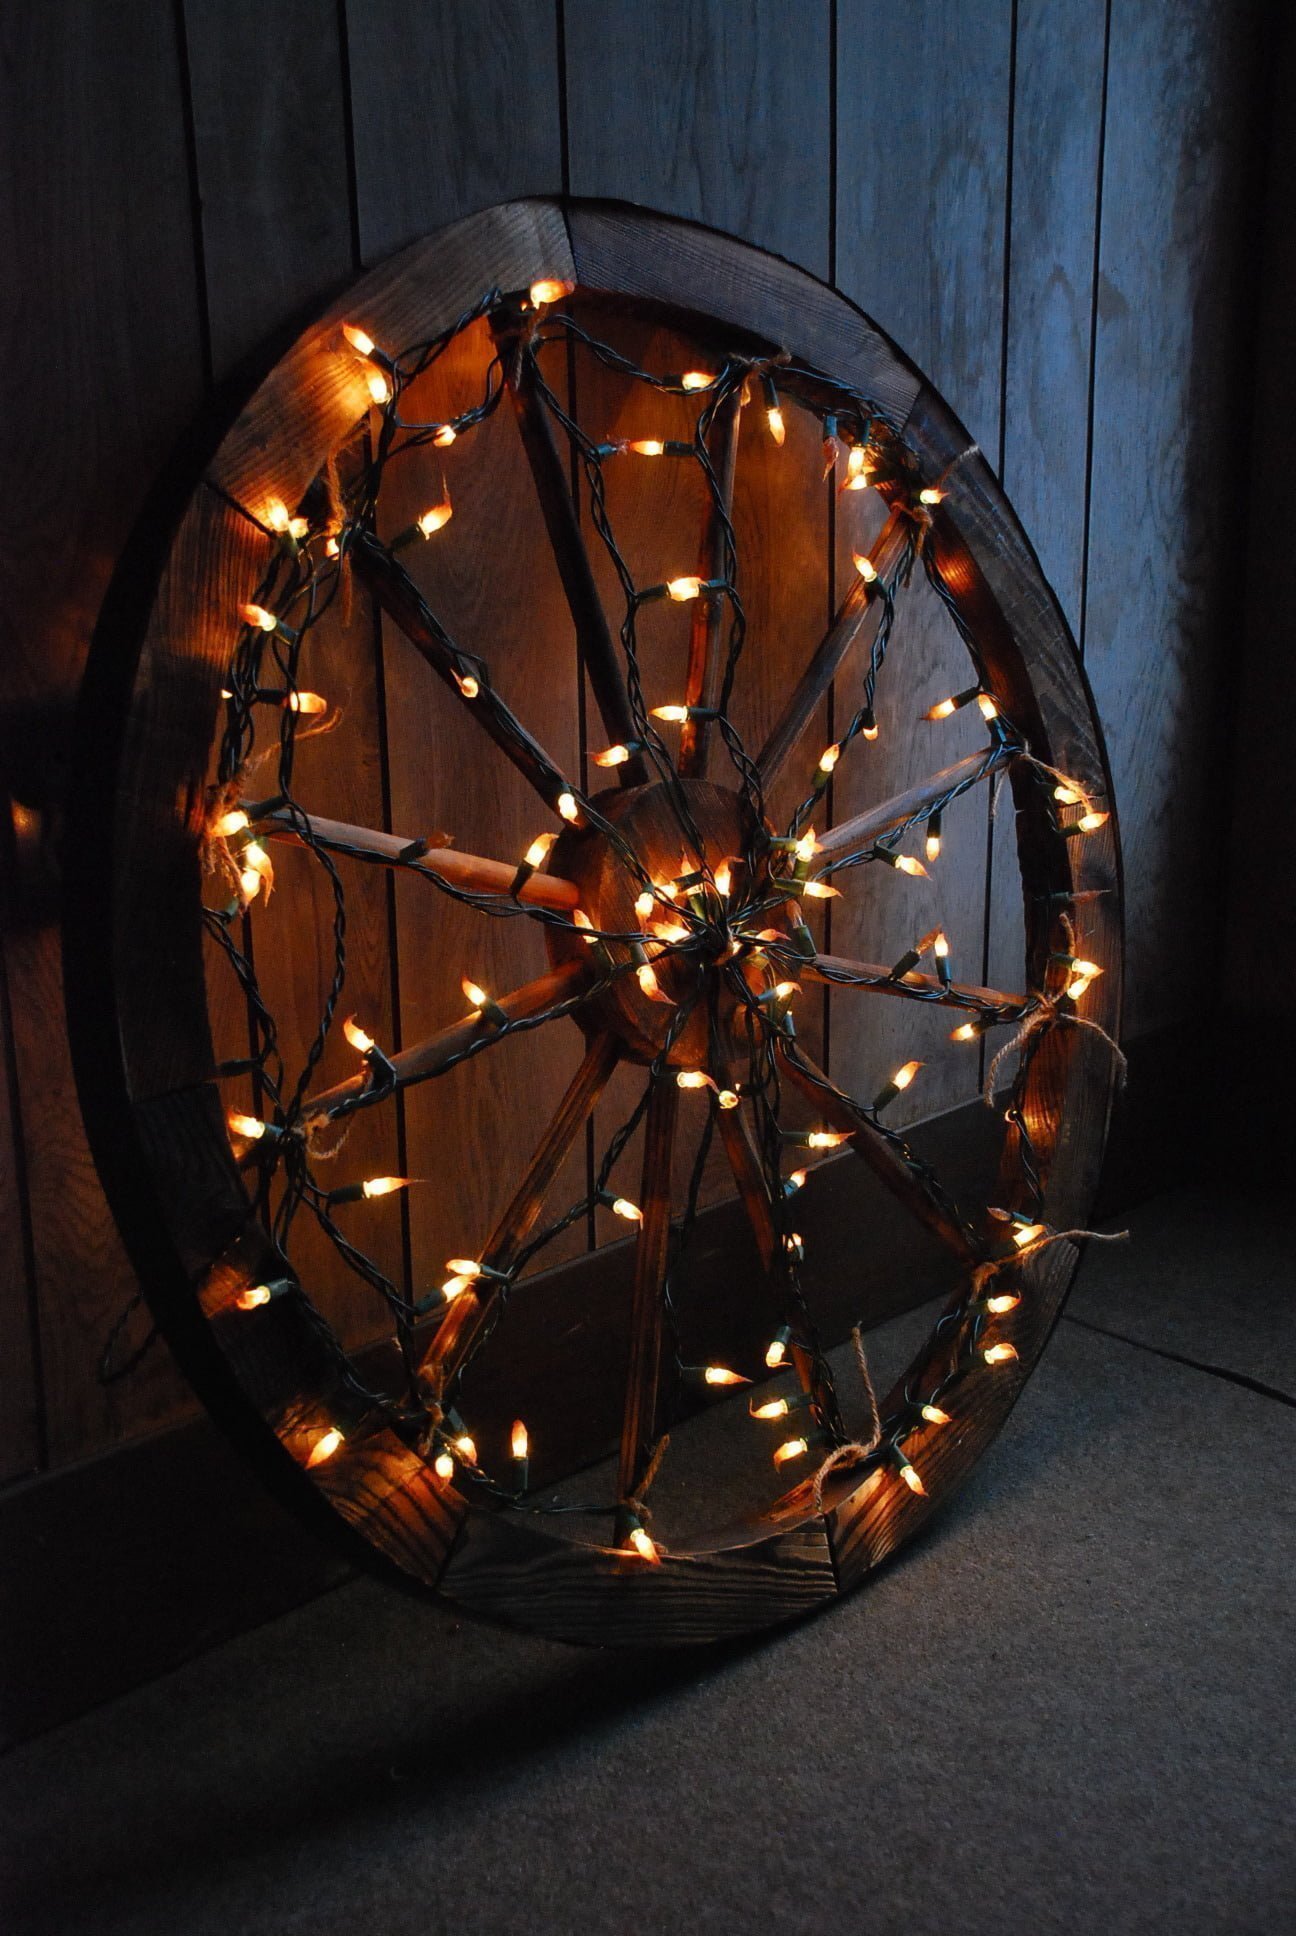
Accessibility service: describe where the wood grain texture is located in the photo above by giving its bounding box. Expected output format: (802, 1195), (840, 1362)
(831, 2), (1013, 1131)
(346, 0), (561, 263)
(440, 1505), (836, 1646)
(182, 0), (354, 382)
(987, 0), (1106, 1006)
(0, 0), (206, 1464)
(566, 0), (832, 277)
(1082, 0), (1261, 1034)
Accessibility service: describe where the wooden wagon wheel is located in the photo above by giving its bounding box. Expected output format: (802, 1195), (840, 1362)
(65, 199), (1122, 1647)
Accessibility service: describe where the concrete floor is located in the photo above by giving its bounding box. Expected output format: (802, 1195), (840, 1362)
(1, 1187), (1291, 1935)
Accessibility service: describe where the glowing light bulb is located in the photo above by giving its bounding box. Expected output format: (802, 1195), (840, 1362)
(628, 439), (666, 456)
(361, 1176), (409, 1199)
(818, 743), (841, 774)
(529, 277), (574, 305)
(704, 1366), (746, 1387)
(806, 1130), (850, 1150)
(444, 1259), (482, 1280)
(847, 445), (869, 480)
(452, 670), (479, 699)
(653, 920), (690, 944)
(784, 1232), (804, 1257)
(324, 535), (340, 559)
(455, 1434), (478, 1463)
(523, 832), (557, 870)
(926, 828), (942, 862)
(343, 1017), (376, 1055)
(986, 1292), (1021, 1315)
(934, 932), (949, 961)
(716, 1088), (740, 1111)
(266, 500), (290, 533)
(634, 891), (655, 920)
(928, 696), (958, 720)
(417, 499), (453, 537)
(853, 551), (878, 583)
(765, 1338), (788, 1369)
(893, 1060), (921, 1091)
(236, 1285), (272, 1311)
(285, 691), (327, 714)
(774, 1437), (809, 1467)
(895, 855), (928, 879)
(611, 1197), (643, 1223)
(984, 1342), (1019, 1366)
(366, 371), (391, 405)
(434, 1451), (455, 1480)
(766, 405), (786, 446)
(803, 880), (840, 899)
(228, 1112), (267, 1141)
(977, 693), (999, 721)
(627, 1526), (660, 1562)
(594, 743), (632, 767)
(1011, 1221), (1047, 1249)
(751, 1396), (790, 1420)
(433, 425), (457, 447)
(636, 962), (666, 1001)
(214, 807), (249, 839)
(557, 791), (579, 823)
(921, 1403), (951, 1426)
(713, 862), (732, 897)
(676, 1071), (710, 1091)
(951, 1021), (980, 1043)
(1054, 782), (1083, 805)
(919, 486), (945, 506)
(680, 370), (714, 391)
(441, 1274), (474, 1302)
(462, 978), (491, 1010)
(666, 575), (703, 601)
(511, 1419), (529, 1460)
(1078, 811), (1109, 833)
(899, 1461), (926, 1494)
(787, 1168), (808, 1191)
(241, 603), (278, 633)
(795, 830), (818, 864)
(342, 323), (375, 357)
(650, 704), (690, 723)
(862, 715), (879, 741)
(307, 1428), (343, 1468)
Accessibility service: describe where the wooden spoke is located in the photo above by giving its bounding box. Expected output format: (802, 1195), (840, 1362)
(256, 806), (581, 914)
(777, 1044), (977, 1266)
(299, 958), (590, 1127)
(813, 745), (1010, 863)
(420, 1031), (621, 1390)
(490, 314), (650, 788)
(803, 952), (1026, 1014)
(715, 1100), (815, 1396)
(352, 532), (576, 810)
(679, 386), (744, 778)
(617, 1073), (679, 1506)
(756, 506), (911, 786)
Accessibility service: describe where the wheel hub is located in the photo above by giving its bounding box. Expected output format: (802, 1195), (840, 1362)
(546, 778), (800, 1066)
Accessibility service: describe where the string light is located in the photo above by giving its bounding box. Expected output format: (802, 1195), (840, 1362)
(921, 1403), (951, 1426)
(751, 1395), (790, 1420)
(923, 685), (986, 722)
(765, 1325), (793, 1369)
(704, 1366), (748, 1386)
(529, 277), (575, 306)
(773, 1436), (809, 1467)
(511, 1419), (530, 1489)
(462, 977), (508, 1027)
(679, 370), (714, 390)
(984, 1292), (1021, 1315)
(433, 1451), (455, 1481)
(454, 1433), (478, 1464)
(361, 1176), (408, 1199)
(873, 1060), (923, 1111)
(715, 1087), (740, 1110)
(306, 1428), (343, 1468)
(666, 575), (703, 601)
(366, 371), (392, 406)
(611, 1197), (643, 1223)
(227, 1111), (270, 1142)
(214, 807), (249, 840)
(593, 741), (640, 767)
(452, 669), (479, 699)
(926, 812), (943, 862)
(556, 791), (580, 823)
(877, 847), (929, 880)
(919, 486), (945, 506)
(853, 551), (878, 583)
(802, 880), (840, 899)
(898, 1459), (926, 1495)
(341, 322), (377, 357)
(343, 1017), (376, 1055)
(284, 690), (328, 715)
(984, 1342), (1019, 1366)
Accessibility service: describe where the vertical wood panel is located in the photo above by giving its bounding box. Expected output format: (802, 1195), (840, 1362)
(832, 2), (1012, 1126)
(0, 0), (206, 1464)
(1083, 0), (1261, 1034)
(345, 0), (562, 264)
(184, 3), (406, 1346)
(183, 0), (354, 382)
(566, 0), (832, 278)
(987, 0), (1107, 999)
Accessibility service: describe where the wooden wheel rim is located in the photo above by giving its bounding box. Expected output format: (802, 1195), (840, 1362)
(65, 198), (1123, 1647)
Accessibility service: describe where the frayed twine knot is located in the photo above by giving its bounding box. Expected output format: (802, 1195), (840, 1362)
(811, 1326), (882, 1514)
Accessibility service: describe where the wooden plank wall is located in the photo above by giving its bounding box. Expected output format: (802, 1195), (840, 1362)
(0, 0), (1266, 1492)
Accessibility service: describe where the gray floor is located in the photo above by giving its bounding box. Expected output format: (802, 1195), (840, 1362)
(2, 1187), (1292, 1936)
